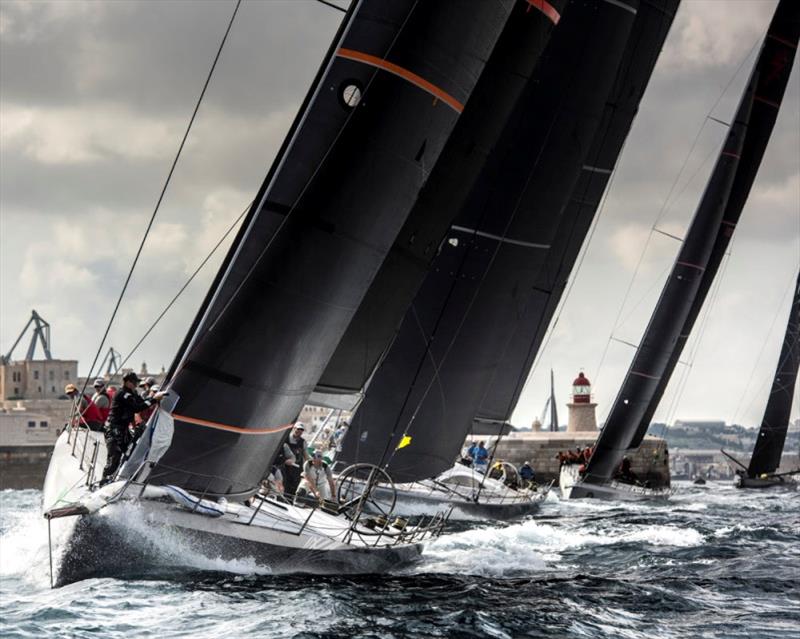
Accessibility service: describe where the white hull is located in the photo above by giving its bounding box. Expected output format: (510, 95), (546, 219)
(347, 464), (549, 521)
(43, 429), (428, 586)
(559, 464), (670, 502)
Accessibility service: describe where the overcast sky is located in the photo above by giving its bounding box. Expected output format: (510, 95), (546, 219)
(1, 0), (798, 429)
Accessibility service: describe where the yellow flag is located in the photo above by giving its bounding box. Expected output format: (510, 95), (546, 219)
(396, 435), (412, 450)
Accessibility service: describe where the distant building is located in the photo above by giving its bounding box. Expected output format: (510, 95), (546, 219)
(0, 358), (77, 400)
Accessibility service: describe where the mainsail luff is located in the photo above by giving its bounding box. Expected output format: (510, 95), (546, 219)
(472, 0), (680, 424)
(583, 79), (757, 483)
(339, 0), (640, 483)
(642, 0), (800, 440)
(747, 270), (800, 477)
(148, 0), (517, 496)
(313, 0), (566, 408)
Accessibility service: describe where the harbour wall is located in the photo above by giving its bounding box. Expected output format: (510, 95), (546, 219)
(474, 432), (671, 487)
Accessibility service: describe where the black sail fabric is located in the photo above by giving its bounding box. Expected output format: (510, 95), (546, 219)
(748, 270), (800, 477)
(338, 0), (640, 483)
(586, 0), (799, 483)
(473, 0), (680, 425)
(584, 78), (760, 484)
(313, 0), (566, 407)
(149, 0), (516, 496)
(642, 0), (800, 442)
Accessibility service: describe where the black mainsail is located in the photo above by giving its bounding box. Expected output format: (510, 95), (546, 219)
(747, 270), (800, 477)
(339, 0), (643, 482)
(139, 0), (519, 496)
(312, 0), (566, 410)
(472, 0), (679, 426)
(584, 0), (799, 483)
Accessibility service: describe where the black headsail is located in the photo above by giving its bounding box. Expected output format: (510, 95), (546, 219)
(312, 0), (566, 410)
(139, 0), (518, 497)
(747, 270), (800, 477)
(584, 0), (799, 483)
(472, 0), (680, 426)
(339, 0), (642, 482)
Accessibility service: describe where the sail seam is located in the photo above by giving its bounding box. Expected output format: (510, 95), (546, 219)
(336, 48), (464, 113)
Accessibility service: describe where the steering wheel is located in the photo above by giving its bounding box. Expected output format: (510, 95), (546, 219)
(336, 463), (397, 521)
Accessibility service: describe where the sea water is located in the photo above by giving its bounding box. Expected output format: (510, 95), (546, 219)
(1, 483), (798, 638)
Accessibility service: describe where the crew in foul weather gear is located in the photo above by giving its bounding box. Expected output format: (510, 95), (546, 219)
(100, 372), (163, 484)
(65, 383), (105, 431)
(91, 378), (111, 422)
(280, 423), (309, 496)
(472, 441), (489, 473)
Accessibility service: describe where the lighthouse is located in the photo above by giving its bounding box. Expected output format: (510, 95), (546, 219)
(566, 372), (598, 433)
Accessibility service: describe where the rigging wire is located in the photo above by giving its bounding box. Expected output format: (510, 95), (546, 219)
(730, 271), (797, 426)
(78, 0), (242, 396)
(314, 0), (348, 13)
(113, 202), (251, 375)
(588, 35), (761, 394)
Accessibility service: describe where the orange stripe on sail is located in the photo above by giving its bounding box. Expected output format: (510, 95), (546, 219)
(336, 48), (464, 113)
(527, 0), (561, 24)
(173, 413), (294, 435)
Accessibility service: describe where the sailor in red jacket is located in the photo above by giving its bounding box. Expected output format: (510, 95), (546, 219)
(64, 383), (104, 431)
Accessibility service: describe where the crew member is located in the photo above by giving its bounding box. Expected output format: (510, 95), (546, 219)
(65, 383), (104, 431)
(281, 423), (310, 496)
(100, 372), (164, 485)
(519, 461), (535, 488)
(472, 441), (489, 473)
(616, 456), (639, 484)
(294, 450), (336, 507)
(91, 378), (112, 422)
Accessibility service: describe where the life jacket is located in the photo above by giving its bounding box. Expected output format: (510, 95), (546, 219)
(80, 394), (104, 425)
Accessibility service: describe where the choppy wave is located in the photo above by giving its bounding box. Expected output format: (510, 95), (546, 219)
(1, 482), (798, 638)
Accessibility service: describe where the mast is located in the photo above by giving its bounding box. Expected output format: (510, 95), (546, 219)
(584, 0), (799, 483)
(339, 0), (644, 482)
(549, 369), (559, 432)
(135, 0), (519, 497)
(747, 270), (800, 477)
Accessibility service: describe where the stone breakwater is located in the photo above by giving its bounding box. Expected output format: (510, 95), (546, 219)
(470, 432), (670, 487)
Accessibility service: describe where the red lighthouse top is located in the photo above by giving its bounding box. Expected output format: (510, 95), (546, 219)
(572, 372), (591, 403)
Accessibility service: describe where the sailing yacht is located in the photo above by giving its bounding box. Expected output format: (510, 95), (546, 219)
(335, 0), (679, 519)
(729, 270), (800, 489)
(41, 0), (524, 586)
(562, 0), (799, 501)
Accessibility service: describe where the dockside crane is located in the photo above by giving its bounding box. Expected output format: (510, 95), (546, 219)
(2, 310), (52, 364)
